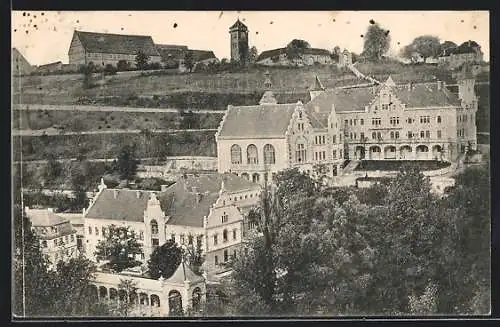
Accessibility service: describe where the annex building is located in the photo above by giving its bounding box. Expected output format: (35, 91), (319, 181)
(215, 73), (478, 183)
(83, 174), (260, 276)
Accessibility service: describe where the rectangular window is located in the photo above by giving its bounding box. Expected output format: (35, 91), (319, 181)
(322, 151), (326, 160)
(395, 132), (399, 139)
(360, 119), (364, 125)
(437, 130), (442, 139)
(345, 119), (348, 126)
(322, 135), (325, 144)
(421, 131), (425, 138)
(333, 135), (336, 143)
(54, 239), (57, 246)
(354, 119), (357, 126)
(213, 234), (218, 245)
(372, 132), (377, 140)
(224, 250), (229, 262)
(71, 234), (75, 242)
(353, 133), (357, 140)
(215, 255), (219, 265)
(233, 229), (237, 240)
(171, 234), (175, 242)
(152, 238), (159, 248)
(222, 212), (228, 223)
(426, 131), (430, 138)
(88, 226), (92, 235)
(377, 132), (381, 139)
(349, 119), (352, 126)
(333, 150), (337, 159)
(390, 131), (394, 139)
(95, 227), (99, 236)
(360, 132), (364, 140)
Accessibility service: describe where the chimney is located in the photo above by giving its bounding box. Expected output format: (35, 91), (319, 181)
(113, 190), (119, 199)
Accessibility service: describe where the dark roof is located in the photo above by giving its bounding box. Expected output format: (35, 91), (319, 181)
(160, 174), (259, 227)
(155, 44), (188, 50)
(86, 175), (258, 226)
(441, 40), (482, 57)
(217, 102), (298, 139)
(302, 48), (331, 56)
(256, 48), (286, 62)
(230, 19), (248, 31)
(156, 46), (217, 63)
(256, 47), (330, 61)
(190, 50), (217, 62)
(85, 189), (152, 222)
(38, 61), (62, 68)
(306, 82), (462, 119)
(156, 47), (186, 62)
(74, 31), (160, 57)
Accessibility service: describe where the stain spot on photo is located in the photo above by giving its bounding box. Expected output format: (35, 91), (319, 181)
(369, 19), (375, 24)
(173, 23), (178, 28)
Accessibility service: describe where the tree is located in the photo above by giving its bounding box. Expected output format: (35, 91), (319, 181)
(94, 225), (143, 272)
(13, 205), (110, 317)
(249, 46), (259, 63)
(42, 153), (62, 186)
(81, 62), (96, 89)
(285, 39), (311, 64)
(114, 145), (138, 181)
(109, 279), (139, 317)
(401, 36), (441, 61)
(104, 63), (117, 75)
(439, 41), (458, 55)
(135, 50), (150, 70)
(147, 239), (182, 279)
(183, 51), (195, 73)
(331, 46), (341, 61)
(362, 22), (391, 61)
(13, 205), (53, 316)
(183, 237), (205, 276)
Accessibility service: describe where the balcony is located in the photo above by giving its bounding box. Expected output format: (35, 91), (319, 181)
(230, 163), (274, 171)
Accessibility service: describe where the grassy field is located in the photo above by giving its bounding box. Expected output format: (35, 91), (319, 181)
(13, 131), (217, 162)
(13, 63), (455, 105)
(12, 109), (223, 131)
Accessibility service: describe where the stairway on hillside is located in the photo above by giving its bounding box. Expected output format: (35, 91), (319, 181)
(342, 160), (361, 175)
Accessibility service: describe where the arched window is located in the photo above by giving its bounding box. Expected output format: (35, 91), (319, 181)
(230, 144), (242, 164)
(437, 116), (442, 123)
(168, 290), (183, 315)
(150, 220), (158, 235)
(151, 294), (161, 307)
(247, 144), (258, 164)
(192, 287), (202, 312)
(263, 144), (276, 164)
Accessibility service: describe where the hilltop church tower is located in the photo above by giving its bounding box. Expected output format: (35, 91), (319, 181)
(229, 19), (249, 62)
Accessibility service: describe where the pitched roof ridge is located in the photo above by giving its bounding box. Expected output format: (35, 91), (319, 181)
(76, 30), (153, 38)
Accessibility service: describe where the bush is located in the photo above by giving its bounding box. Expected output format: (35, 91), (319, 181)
(148, 62), (162, 70)
(104, 64), (117, 75)
(116, 60), (131, 72)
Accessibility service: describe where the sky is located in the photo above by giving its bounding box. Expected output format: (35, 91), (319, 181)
(12, 11), (489, 66)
